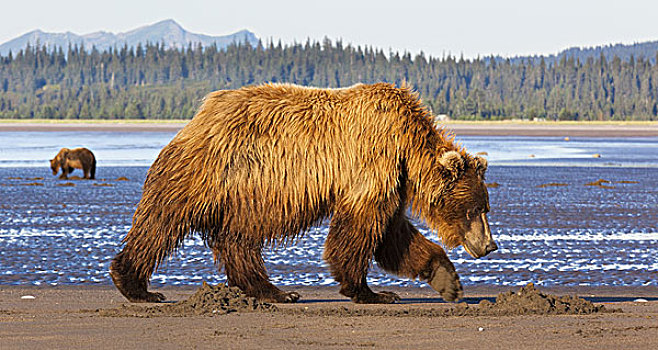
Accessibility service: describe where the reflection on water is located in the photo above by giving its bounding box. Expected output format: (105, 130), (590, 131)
(0, 133), (657, 288)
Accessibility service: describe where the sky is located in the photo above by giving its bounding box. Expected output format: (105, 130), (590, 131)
(2, 0), (658, 59)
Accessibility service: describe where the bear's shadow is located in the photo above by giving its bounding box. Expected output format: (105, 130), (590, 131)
(294, 296), (497, 304)
(296, 296), (658, 304)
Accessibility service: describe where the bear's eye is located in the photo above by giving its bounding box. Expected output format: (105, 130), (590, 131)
(466, 206), (488, 220)
(466, 208), (479, 220)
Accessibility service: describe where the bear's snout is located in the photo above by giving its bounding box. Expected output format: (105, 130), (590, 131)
(484, 240), (498, 255)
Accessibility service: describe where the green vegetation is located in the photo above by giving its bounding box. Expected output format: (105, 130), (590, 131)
(1, 40), (657, 120)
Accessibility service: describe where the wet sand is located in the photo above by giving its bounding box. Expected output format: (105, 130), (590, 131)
(1, 120), (658, 136)
(1, 284), (657, 349)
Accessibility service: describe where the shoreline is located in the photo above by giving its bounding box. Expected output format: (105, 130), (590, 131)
(3, 283), (658, 300)
(1, 284), (657, 349)
(1, 120), (657, 136)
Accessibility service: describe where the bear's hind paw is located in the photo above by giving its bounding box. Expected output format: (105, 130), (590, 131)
(126, 291), (166, 303)
(143, 291), (166, 303)
(260, 290), (301, 303)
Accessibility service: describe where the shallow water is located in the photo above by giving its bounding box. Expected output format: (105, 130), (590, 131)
(1, 132), (657, 289)
(461, 135), (658, 168)
(2, 132), (658, 168)
(0, 131), (177, 167)
(1, 164), (656, 289)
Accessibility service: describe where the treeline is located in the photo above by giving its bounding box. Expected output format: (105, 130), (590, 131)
(1, 40), (658, 120)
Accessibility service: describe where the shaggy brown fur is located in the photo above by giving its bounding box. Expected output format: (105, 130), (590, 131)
(110, 83), (490, 304)
(50, 147), (96, 179)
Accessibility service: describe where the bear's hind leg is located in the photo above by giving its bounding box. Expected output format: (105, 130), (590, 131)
(82, 164), (90, 179)
(374, 215), (463, 302)
(215, 238), (300, 303)
(110, 251), (165, 302)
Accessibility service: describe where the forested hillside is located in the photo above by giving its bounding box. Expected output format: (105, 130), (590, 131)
(1, 40), (657, 120)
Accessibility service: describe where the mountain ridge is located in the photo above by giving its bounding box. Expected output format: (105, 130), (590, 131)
(0, 19), (259, 55)
(2, 20), (657, 63)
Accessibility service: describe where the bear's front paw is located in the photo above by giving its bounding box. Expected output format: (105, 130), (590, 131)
(428, 265), (463, 302)
(353, 291), (400, 304)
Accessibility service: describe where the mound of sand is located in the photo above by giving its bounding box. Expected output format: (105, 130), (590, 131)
(100, 283), (615, 318)
(471, 283), (611, 316)
(100, 282), (277, 317)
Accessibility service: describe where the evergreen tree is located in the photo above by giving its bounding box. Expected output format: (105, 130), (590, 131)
(0, 40), (657, 120)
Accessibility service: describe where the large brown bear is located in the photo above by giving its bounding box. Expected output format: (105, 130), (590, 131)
(110, 83), (497, 304)
(50, 147), (96, 179)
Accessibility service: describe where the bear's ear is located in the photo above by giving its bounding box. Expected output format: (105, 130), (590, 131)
(438, 151), (464, 181)
(473, 156), (488, 179)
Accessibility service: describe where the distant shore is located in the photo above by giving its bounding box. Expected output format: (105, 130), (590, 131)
(0, 119), (657, 137)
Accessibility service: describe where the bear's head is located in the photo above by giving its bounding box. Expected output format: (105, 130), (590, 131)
(50, 148), (69, 175)
(426, 150), (497, 258)
(50, 157), (60, 175)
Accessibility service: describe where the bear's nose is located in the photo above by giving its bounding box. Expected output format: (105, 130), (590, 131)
(485, 241), (498, 255)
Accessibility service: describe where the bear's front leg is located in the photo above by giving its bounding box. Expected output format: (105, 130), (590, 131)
(374, 215), (463, 302)
(58, 168), (68, 179)
(324, 207), (400, 304)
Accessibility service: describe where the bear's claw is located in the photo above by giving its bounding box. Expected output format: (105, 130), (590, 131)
(428, 265), (463, 302)
(279, 291), (301, 303)
(258, 290), (301, 303)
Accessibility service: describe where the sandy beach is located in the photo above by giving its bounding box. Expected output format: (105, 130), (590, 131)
(1, 284), (657, 349)
(1, 120), (658, 137)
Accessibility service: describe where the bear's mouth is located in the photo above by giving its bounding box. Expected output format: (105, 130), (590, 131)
(462, 241), (481, 258)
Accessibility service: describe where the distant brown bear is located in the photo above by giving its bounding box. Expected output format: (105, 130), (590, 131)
(110, 83), (497, 304)
(50, 147), (96, 180)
